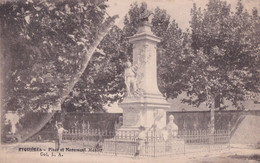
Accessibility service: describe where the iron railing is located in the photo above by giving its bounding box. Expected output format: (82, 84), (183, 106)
(62, 129), (230, 157)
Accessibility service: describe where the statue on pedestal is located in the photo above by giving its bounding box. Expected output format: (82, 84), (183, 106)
(164, 115), (181, 152)
(124, 61), (137, 96)
(82, 121), (86, 131)
(138, 8), (153, 26)
(118, 4), (169, 139)
(114, 116), (123, 130)
(166, 115), (178, 138)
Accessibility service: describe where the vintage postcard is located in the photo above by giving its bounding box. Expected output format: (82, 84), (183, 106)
(0, 0), (260, 162)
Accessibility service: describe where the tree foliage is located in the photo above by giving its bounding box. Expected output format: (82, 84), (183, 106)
(0, 0), (118, 141)
(186, 0), (260, 109)
(62, 26), (126, 112)
(1, 0), (117, 113)
(157, 20), (192, 99)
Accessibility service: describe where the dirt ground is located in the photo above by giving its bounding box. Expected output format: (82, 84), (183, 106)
(0, 142), (259, 163)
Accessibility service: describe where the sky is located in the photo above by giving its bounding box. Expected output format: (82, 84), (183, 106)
(1, 0), (258, 29)
(106, 0), (260, 30)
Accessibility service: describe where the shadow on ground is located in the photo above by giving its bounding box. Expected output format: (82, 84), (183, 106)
(229, 154), (260, 161)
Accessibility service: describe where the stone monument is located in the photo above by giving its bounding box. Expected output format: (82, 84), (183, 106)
(166, 115), (178, 138)
(165, 115), (183, 152)
(118, 14), (170, 131)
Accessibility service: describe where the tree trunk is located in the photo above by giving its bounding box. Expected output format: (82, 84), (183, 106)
(206, 86), (215, 134)
(210, 102), (215, 133)
(209, 93), (215, 145)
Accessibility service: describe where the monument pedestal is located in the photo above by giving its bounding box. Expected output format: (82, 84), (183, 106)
(118, 20), (170, 133)
(118, 93), (169, 131)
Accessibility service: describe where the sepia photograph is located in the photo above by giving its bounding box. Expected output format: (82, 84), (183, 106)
(0, 0), (259, 162)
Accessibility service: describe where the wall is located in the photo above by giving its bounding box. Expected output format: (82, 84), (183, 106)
(167, 110), (260, 131)
(22, 110), (260, 142)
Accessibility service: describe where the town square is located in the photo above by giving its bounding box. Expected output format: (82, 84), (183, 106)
(0, 0), (260, 162)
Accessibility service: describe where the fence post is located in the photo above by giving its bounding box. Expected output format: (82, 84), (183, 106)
(82, 129), (85, 142)
(228, 122), (231, 150)
(184, 135), (186, 155)
(115, 132), (117, 156)
(207, 129), (210, 153)
(153, 127), (156, 157)
(87, 129), (89, 146)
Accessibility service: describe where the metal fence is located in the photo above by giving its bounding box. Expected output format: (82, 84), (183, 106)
(62, 129), (230, 157)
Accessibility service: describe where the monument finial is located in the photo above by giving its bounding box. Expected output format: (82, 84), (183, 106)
(137, 10), (153, 34)
(139, 9), (153, 26)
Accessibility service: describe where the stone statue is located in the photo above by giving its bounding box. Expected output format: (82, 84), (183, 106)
(124, 61), (137, 96)
(82, 121), (86, 131)
(166, 115), (178, 138)
(114, 116), (123, 130)
(118, 116), (123, 126)
(165, 115), (184, 152)
(139, 9), (153, 26)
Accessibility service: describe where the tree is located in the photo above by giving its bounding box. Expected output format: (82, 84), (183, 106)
(151, 7), (170, 38)
(186, 0), (260, 131)
(157, 20), (192, 99)
(23, 2), (177, 115)
(0, 0), (118, 142)
(62, 26), (126, 112)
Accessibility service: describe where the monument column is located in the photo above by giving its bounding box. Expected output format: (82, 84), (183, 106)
(118, 20), (170, 131)
(130, 24), (161, 95)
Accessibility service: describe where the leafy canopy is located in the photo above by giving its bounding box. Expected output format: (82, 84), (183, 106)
(1, 0), (117, 113)
(185, 0), (260, 109)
